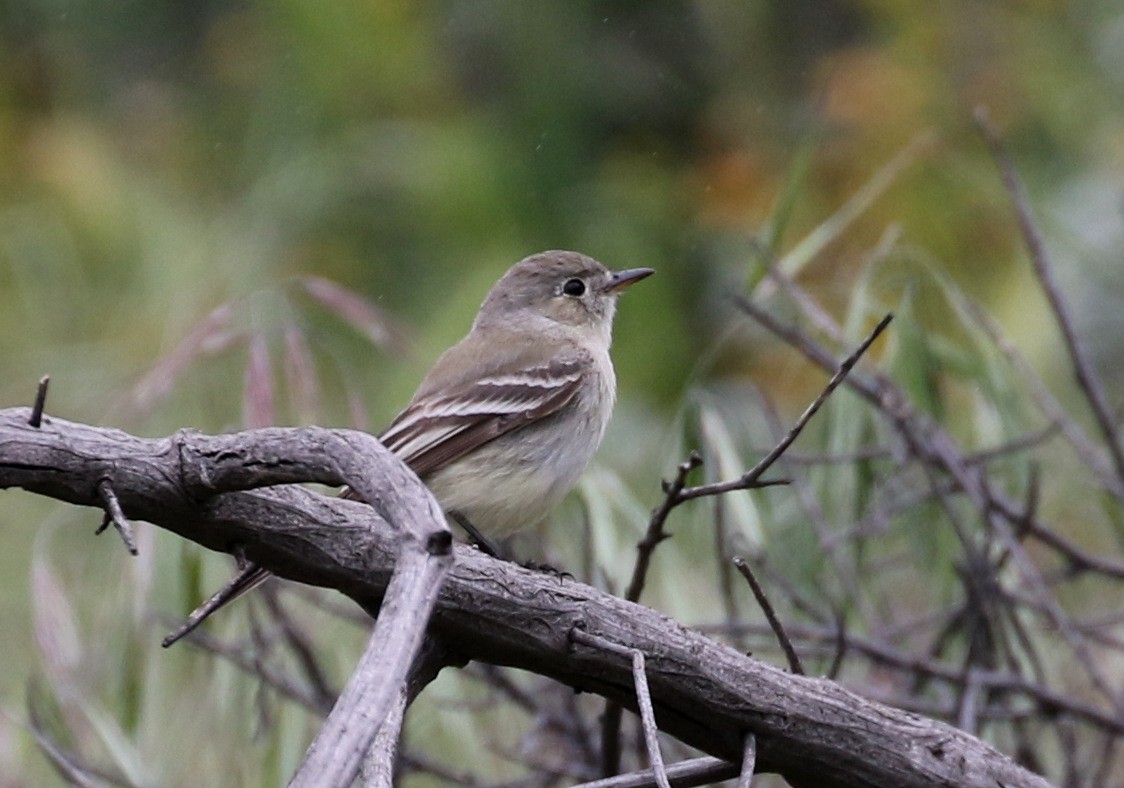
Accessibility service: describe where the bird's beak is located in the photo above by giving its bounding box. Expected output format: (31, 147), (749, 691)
(602, 267), (654, 294)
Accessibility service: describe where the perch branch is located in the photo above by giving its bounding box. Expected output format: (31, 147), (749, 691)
(0, 409), (1050, 788)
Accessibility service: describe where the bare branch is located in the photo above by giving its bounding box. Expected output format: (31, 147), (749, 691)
(0, 409), (1053, 787)
(603, 452), (701, 778)
(737, 734), (757, 788)
(161, 561), (267, 647)
(572, 630), (670, 788)
(290, 542), (449, 787)
(700, 620), (1124, 736)
(4, 409), (452, 787)
(29, 375), (49, 428)
(959, 294), (1124, 496)
(627, 451), (703, 604)
(747, 228), (1124, 689)
(95, 479), (138, 555)
(976, 106), (1124, 493)
(676, 311), (892, 503)
(573, 757), (739, 788)
(732, 556), (804, 675)
(360, 686), (406, 787)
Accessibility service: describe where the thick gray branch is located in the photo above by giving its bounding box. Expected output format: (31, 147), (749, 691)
(0, 409), (1049, 788)
(0, 408), (451, 788)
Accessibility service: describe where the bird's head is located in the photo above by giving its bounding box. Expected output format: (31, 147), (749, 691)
(476, 250), (653, 338)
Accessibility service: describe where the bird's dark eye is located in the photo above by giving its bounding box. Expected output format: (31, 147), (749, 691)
(562, 278), (586, 297)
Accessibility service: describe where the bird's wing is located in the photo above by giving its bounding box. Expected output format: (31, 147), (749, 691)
(378, 353), (590, 478)
(167, 351), (590, 643)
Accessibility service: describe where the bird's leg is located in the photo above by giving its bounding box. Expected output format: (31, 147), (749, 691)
(518, 559), (573, 582)
(449, 512), (569, 581)
(449, 511), (502, 558)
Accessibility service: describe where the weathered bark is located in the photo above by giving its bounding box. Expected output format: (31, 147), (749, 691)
(0, 408), (1051, 788)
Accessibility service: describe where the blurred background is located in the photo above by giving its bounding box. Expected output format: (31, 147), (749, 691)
(1, 0), (1123, 784)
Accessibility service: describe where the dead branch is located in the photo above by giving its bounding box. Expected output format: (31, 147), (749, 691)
(0, 406), (452, 788)
(95, 479), (138, 554)
(0, 407), (1050, 788)
(976, 107), (1124, 493)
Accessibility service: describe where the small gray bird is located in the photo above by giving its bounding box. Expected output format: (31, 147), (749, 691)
(164, 250), (652, 646)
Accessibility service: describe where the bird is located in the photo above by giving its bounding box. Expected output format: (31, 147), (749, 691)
(163, 250), (653, 646)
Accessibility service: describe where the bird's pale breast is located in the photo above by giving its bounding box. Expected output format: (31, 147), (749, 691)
(425, 346), (615, 538)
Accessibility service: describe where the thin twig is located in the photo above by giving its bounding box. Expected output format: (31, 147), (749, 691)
(698, 620), (1124, 735)
(630, 649), (669, 788)
(627, 452), (703, 603)
(736, 293), (1124, 704)
(571, 756), (739, 788)
(605, 453), (702, 779)
(572, 629), (670, 788)
(737, 733), (757, 788)
(960, 295), (1123, 496)
(676, 311), (893, 503)
(737, 295), (1124, 579)
(732, 556), (804, 675)
(162, 561), (267, 647)
(95, 479), (138, 555)
(29, 375), (49, 428)
(751, 557), (833, 626)
(976, 106), (1124, 493)
(626, 311), (890, 612)
(956, 669), (983, 735)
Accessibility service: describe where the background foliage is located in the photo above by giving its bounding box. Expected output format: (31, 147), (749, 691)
(1, 1), (1123, 784)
